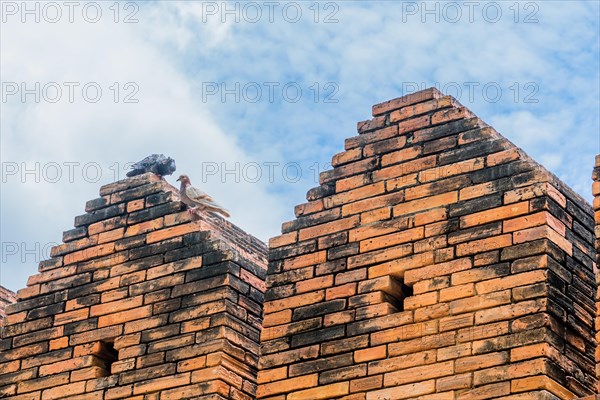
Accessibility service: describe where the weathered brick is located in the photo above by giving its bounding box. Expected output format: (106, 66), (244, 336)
(372, 87), (443, 115)
(455, 351), (509, 373)
(393, 191), (458, 216)
(368, 251), (435, 279)
(383, 360), (453, 386)
(455, 234), (512, 256)
(360, 227), (424, 252)
(381, 146), (423, 167)
(404, 257), (471, 285)
(460, 202), (530, 228)
(449, 290), (511, 315)
(367, 380), (436, 400)
(264, 291), (324, 314)
(419, 157), (484, 183)
(374, 155), (437, 182)
(345, 126), (399, 151)
(288, 381), (348, 400)
(2, 88), (596, 400)
(390, 97), (453, 123)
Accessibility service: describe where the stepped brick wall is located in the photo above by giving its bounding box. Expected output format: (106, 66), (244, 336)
(259, 88), (598, 400)
(0, 88), (598, 400)
(0, 287), (17, 327)
(580, 157), (600, 399)
(0, 174), (267, 399)
(594, 155), (600, 395)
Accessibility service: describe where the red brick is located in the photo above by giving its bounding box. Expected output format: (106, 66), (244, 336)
(367, 380), (435, 400)
(503, 211), (565, 235)
(368, 252), (435, 279)
(97, 306), (152, 328)
(284, 251), (327, 271)
(404, 258), (471, 285)
(455, 234), (512, 256)
(287, 382), (348, 400)
(345, 126), (399, 150)
(264, 291), (324, 314)
(419, 158), (484, 183)
(269, 231), (297, 248)
(360, 227), (424, 252)
(455, 352), (508, 373)
(354, 345), (386, 363)
(298, 217), (360, 240)
(381, 146), (422, 167)
(460, 202), (529, 228)
(372, 88), (443, 116)
(326, 283), (357, 300)
(384, 361), (453, 386)
(146, 224), (199, 244)
(374, 155), (437, 182)
(90, 296), (144, 317)
(431, 106), (474, 124)
(324, 310), (355, 326)
(332, 148), (362, 167)
(393, 191), (458, 216)
(390, 97), (454, 123)
(487, 148), (520, 166)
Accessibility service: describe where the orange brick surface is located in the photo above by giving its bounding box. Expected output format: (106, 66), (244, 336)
(0, 88), (598, 400)
(594, 154), (600, 395)
(260, 89), (598, 400)
(0, 173), (267, 399)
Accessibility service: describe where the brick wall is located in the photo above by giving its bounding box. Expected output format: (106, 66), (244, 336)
(594, 155), (600, 394)
(578, 156), (600, 399)
(0, 173), (267, 399)
(259, 88), (597, 400)
(0, 88), (598, 400)
(0, 286), (17, 327)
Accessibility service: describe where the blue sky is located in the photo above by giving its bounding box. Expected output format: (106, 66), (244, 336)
(1, 1), (599, 292)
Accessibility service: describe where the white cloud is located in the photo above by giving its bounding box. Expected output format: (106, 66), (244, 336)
(1, 1), (598, 292)
(1, 3), (285, 291)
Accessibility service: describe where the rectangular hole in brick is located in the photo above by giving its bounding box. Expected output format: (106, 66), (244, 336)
(395, 282), (413, 312)
(93, 340), (118, 375)
(403, 283), (414, 298)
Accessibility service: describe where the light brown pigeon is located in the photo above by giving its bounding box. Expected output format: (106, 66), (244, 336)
(176, 174), (230, 218)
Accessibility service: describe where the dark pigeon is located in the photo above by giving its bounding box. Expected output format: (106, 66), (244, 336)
(126, 154), (176, 177)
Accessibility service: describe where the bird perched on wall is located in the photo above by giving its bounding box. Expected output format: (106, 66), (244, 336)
(126, 154), (177, 177)
(176, 174), (230, 218)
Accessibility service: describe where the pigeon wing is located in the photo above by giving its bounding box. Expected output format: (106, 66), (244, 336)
(129, 154), (163, 171)
(133, 154), (153, 169)
(193, 198), (230, 218)
(185, 185), (213, 203)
